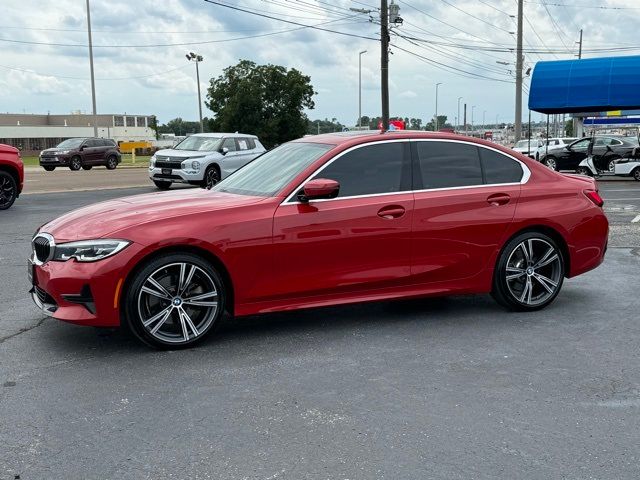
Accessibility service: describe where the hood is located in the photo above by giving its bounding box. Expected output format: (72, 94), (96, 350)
(155, 148), (219, 159)
(0, 144), (19, 155)
(42, 189), (266, 242)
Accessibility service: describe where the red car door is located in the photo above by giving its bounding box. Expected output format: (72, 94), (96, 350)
(270, 141), (414, 299)
(410, 140), (523, 284)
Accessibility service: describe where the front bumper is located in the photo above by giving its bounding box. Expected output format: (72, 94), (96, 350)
(39, 155), (70, 166)
(28, 242), (144, 327)
(149, 166), (203, 185)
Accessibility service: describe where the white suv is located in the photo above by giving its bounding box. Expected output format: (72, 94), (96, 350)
(148, 133), (266, 190)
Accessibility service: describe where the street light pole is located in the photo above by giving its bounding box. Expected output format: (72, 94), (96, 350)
(186, 52), (204, 133)
(472, 105), (476, 134)
(482, 110), (486, 132)
(457, 96), (462, 133)
(86, 0), (98, 138)
(358, 50), (367, 128)
(434, 82), (442, 132)
(515, 0), (524, 140)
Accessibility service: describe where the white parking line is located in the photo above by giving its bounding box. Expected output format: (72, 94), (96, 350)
(632, 215), (640, 223)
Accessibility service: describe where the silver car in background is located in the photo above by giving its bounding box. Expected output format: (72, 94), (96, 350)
(148, 133), (266, 190)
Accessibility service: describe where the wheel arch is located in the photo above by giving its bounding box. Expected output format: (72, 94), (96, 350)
(0, 164), (19, 189)
(119, 244), (235, 318)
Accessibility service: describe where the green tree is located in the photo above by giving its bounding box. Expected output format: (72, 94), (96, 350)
(307, 118), (345, 134)
(565, 119), (574, 137)
(206, 60), (315, 148)
(425, 115), (449, 131)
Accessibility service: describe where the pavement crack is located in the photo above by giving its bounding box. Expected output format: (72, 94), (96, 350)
(0, 316), (47, 344)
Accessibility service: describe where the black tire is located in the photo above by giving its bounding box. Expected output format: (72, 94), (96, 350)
(0, 171), (17, 210)
(153, 180), (171, 190)
(106, 155), (118, 170)
(492, 231), (565, 312)
(576, 166), (592, 177)
(42, 166), (56, 172)
(202, 165), (221, 189)
(124, 253), (226, 349)
(69, 156), (82, 171)
(544, 156), (558, 171)
(633, 168), (640, 181)
(82, 165), (93, 171)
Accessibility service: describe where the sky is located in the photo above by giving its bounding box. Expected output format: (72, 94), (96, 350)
(1, 0), (638, 126)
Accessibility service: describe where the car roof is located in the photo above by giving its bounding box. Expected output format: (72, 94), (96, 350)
(189, 133), (258, 139)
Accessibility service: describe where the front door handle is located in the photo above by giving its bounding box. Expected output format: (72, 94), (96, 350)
(487, 193), (511, 206)
(377, 205), (406, 219)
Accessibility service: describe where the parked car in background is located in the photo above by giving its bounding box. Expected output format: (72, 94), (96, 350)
(29, 131), (608, 348)
(512, 139), (543, 158)
(0, 143), (24, 210)
(39, 138), (121, 171)
(148, 133), (266, 190)
(540, 135), (639, 172)
(613, 146), (640, 181)
(534, 137), (578, 162)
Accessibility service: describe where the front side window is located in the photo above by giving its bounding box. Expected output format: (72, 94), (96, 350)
(310, 142), (410, 198)
(416, 141), (483, 189)
(571, 139), (590, 150)
(222, 138), (237, 152)
(57, 138), (85, 149)
(214, 142), (332, 197)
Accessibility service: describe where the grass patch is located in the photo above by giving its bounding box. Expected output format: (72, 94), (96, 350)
(22, 154), (151, 168)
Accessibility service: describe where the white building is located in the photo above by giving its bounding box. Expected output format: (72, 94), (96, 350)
(0, 112), (156, 154)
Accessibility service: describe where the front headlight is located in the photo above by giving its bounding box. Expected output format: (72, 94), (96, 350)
(57, 150), (70, 155)
(191, 161), (201, 171)
(149, 155), (156, 168)
(53, 239), (130, 262)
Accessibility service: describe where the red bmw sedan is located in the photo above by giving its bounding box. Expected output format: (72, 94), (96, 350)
(29, 132), (608, 348)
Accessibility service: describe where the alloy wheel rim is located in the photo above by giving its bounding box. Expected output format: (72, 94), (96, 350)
(206, 169), (219, 189)
(72, 159), (81, 169)
(137, 262), (219, 344)
(0, 176), (15, 207)
(635, 170), (640, 180)
(108, 157), (116, 168)
(547, 159), (556, 170)
(505, 238), (562, 306)
(608, 160), (616, 172)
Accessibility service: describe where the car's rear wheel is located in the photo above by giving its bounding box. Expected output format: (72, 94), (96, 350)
(202, 165), (220, 189)
(106, 155), (118, 170)
(576, 166), (591, 176)
(633, 167), (640, 181)
(607, 157), (620, 173)
(69, 156), (82, 171)
(0, 171), (17, 210)
(153, 180), (171, 190)
(43, 166), (55, 172)
(82, 165), (93, 171)
(544, 156), (558, 171)
(492, 232), (565, 312)
(124, 253), (225, 349)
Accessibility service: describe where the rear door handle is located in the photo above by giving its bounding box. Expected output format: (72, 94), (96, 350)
(377, 205), (406, 219)
(487, 193), (511, 206)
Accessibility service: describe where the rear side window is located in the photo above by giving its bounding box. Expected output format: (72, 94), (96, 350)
(479, 148), (523, 184)
(237, 138), (249, 151)
(86, 139), (100, 147)
(313, 142), (410, 198)
(415, 141), (483, 189)
(246, 138), (256, 149)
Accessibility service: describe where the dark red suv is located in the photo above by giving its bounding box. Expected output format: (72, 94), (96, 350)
(0, 143), (24, 210)
(39, 137), (122, 171)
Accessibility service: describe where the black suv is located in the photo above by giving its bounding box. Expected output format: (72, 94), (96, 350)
(39, 138), (122, 171)
(540, 135), (639, 172)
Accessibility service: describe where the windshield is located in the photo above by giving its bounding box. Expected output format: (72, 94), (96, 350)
(57, 138), (85, 149)
(213, 142), (333, 197)
(173, 136), (222, 152)
(514, 140), (532, 148)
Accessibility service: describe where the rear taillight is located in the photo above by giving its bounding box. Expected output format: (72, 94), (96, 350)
(584, 189), (604, 207)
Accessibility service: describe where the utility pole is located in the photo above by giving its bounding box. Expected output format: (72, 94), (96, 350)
(514, 0), (524, 141)
(86, 0), (98, 138)
(186, 52), (204, 133)
(457, 96), (462, 133)
(358, 50), (367, 128)
(435, 83), (442, 131)
(577, 29), (583, 59)
(381, 0), (390, 131)
(464, 103), (467, 135)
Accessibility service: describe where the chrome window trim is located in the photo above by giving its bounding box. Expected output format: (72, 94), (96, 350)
(282, 138), (530, 205)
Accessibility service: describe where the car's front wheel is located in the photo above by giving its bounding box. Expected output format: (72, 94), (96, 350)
(633, 167), (640, 181)
(202, 165), (220, 189)
(544, 156), (558, 171)
(607, 157), (620, 173)
(576, 166), (592, 176)
(492, 232), (565, 311)
(69, 156), (82, 171)
(124, 253), (226, 349)
(0, 171), (17, 210)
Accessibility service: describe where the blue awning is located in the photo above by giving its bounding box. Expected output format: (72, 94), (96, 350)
(528, 56), (640, 114)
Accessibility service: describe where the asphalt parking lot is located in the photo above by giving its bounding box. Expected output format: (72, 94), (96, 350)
(1, 177), (639, 479)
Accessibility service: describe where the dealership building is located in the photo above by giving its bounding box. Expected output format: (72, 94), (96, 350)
(0, 112), (156, 154)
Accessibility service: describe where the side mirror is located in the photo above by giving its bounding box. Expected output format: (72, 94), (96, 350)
(221, 147), (229, 155)
(79, 145), (86, 151)
(298, 178), (340, 203)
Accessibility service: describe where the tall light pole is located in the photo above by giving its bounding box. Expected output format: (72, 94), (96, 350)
(515, 0), (524, 140)
(472, 105), (476, 133)
(457, 96), (463, 133)
(380, 0), (390, 131)
(482, 110), (486, 132)
(434, 82), (443, 131)
(86, 0), (97, 138)
(186, 52), (204, 133)
(358, 50), (367, 128)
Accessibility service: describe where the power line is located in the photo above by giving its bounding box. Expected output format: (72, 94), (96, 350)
(524, 0), (640, 9)
(434, 0), (515, 35)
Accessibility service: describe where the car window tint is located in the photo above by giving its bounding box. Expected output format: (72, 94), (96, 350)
(610, 139), (623, 146)
(87, 139), (100, 147)
(479, 148), (523, 184)
(416, 141), (483, 189)
(313, 142), (410, 197)
(237, 139), (249, 150)
(572, 139), (590, 150)
(222, 138), (237, 152)
(246, 138), (256, 149)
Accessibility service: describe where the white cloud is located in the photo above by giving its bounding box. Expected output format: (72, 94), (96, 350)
(399, 90), (418, 99)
